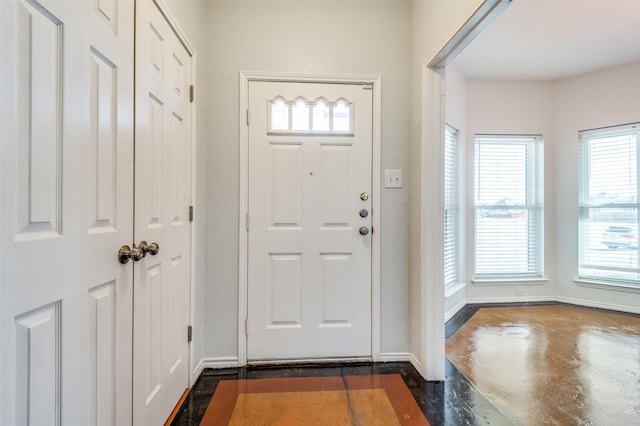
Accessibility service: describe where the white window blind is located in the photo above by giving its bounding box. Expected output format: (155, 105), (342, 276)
(474, 135), (543, 277)
(444, 124), (459, 288)
(578, 123), (640, 284)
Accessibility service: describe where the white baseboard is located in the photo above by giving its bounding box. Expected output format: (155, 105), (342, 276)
(445, 298), (467, 322)
(192, 356), (240, 380)
(247, 357), (371, 366)
(407, 353), (423, 376)
(192, 353), (424, 380)
(466, 295), (554, 304)
(378, 352), (423, 377)
(464, 295), (640, 315)
(554, 296), (640, 315)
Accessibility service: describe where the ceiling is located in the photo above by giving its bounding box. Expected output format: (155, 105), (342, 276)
(451, 0), (640, 80)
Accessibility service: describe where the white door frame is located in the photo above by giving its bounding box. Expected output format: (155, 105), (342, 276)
(419, 0), (511, 380)
(238, 72), (382, 366)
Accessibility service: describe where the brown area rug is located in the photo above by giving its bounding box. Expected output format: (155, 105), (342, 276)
(201, 374), (429, 425)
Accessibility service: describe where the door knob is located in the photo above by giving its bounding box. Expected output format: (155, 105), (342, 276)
(359, 209), (369, 218)
(360, 192), (369, 201)
(359, 226), (370, 236)
(118, 245), (144, 264)
(138, 241), (160, 256)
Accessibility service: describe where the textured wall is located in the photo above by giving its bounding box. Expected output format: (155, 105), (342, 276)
(203, 1), (412, 360)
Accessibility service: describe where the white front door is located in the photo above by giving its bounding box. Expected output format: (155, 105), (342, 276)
(247, 80), (373, 360)
(133, 1), (193, 424)
(0, 0), (134, 424)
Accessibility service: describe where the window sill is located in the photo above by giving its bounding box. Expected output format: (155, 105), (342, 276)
(444, 282), (466, 298)
(575, 278), (640, 294)
(472, 277), (549, 286)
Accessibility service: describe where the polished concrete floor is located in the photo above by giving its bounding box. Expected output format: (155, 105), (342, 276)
(447, 304), (640, 425)
(171, 303), (640, 425)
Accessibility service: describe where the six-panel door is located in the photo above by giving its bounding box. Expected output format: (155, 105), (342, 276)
(133, 1), (193, 424)
(0, 0), (134, 424)
(247, 81), (373, 360)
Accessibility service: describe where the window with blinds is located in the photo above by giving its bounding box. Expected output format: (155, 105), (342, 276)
(444, 124), (459, 288)
(578, 123), (640, 284)
(474, 135), (543, 278)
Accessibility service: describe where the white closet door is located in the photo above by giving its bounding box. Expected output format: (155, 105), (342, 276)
(133, 0), (193, 424)
(0, 0), (134, 424)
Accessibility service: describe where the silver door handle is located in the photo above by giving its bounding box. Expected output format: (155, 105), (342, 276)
(118, 245), (144, 264)
(138, 241), (160, 256)
(359, 226), (369, 236)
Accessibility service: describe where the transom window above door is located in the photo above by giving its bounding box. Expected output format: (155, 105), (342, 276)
(268, 96), (353, 135)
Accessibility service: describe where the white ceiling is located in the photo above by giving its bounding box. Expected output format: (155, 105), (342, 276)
(451, 0), (640, 80)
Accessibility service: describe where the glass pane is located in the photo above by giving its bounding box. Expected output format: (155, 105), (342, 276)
(579, 207), (640, 282)
(475, 142), (526, 206)
(333, 101), (350, 132)
(444, 125), (458, 286)
(291, 99), (310, 131)
(444, 208), (457, 285)
(476, 208), (530, 274)
(587, 134), (637, 204)
(270, 99), (289, 131)
(312, 100), (330, 131)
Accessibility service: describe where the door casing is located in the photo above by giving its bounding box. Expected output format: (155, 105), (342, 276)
(238, 72), (382, 366)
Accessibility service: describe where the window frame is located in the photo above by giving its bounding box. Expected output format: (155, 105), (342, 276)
(473, 134), (544, 279)
(577, 122), (640, 286)
(444, 123), (460, 289)
(267, 96), (354, 136)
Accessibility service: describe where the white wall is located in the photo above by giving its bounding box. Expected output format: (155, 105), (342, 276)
(204, 1), (412, 362)
(161, 0), (640, 379)
(464, 79), (556, 302)
(450, 60), (640, 314)
(554, 61), (640, 313)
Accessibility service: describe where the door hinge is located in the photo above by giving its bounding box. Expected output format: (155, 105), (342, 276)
(189, 205), (194, 222)
(244, 319), (248, 336)
(245, 213), (250, 231)
(189, 85), (195, 103)
(187, 325), (193, 343)
(246, 109), (250, 126)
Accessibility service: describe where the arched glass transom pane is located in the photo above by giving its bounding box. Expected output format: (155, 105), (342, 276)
(333, 100), (350, 132)
(291, 99), (310, 131)
(268, 96), (352, 134)
(270, 98), (289, 131)
(312, 99), (330, 131)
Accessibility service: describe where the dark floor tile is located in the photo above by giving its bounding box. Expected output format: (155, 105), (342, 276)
(170, 360), (506, 426)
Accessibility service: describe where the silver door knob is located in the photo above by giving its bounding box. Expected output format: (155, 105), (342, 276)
(359, 209), (369, 218)
(360, 192), (369, 201)
(138, 241), (160, 256)
(118, 245), (144, 264)
(359, 226), (369, 236)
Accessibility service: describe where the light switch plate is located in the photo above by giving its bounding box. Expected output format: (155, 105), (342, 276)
(384, 169), (403, 188)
